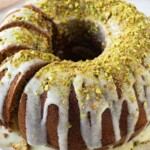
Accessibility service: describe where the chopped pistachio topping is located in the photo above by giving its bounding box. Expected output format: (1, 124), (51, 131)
(133, 141), (140, 147)
(0, 0), (148, 108)
(9, 50), (59, 68)
(66, 123), (72, 129)
(80, 113), (86, 119)
(3, 8), (48, 31)
(92, 102), (98, 110)
(23, 0), (149, 110)
(34, 90), (39, 96)
(7, 72), (12, 79)
(95, 88), (101, 94)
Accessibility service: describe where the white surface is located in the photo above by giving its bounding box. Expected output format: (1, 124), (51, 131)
(0, 1), (24, 21)
(125, 0), (150, 16)
(1, 122), (150, 150)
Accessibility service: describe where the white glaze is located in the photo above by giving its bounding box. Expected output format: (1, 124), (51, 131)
(98, 73), (121, 141)
(25, 70), (71, 150)
(0, 51), (50, 122)
(134, 65), (150, 122)
(0, 7), (50, 36)
(25, 78), (46, 145)
(1, 7), (47, 31)
(73, 74), (105, 148)
(0, 27), (49, 52)
(22, 65), (150, 150)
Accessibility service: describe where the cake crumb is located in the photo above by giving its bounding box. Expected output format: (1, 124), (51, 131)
(2, 133), (8, 138)
(8, 127), (13, 132)
(0, 132), (8, 138)
(11, 139), (28, 150)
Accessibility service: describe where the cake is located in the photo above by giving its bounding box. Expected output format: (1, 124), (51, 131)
(0, 0), (150, 150)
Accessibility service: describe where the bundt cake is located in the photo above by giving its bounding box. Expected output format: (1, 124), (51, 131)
(0, 0), (150, 150)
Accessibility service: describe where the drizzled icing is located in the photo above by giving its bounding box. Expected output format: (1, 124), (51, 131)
(0, 27), (50, 53)
(0, 7), (49, 33)
(98, 73), (121, 141)
(0, 50), (58, 122)
(24, 66), (72, 149)
(22, 60), (150, 149)
(25, 80), (70, 150)
(73, 74), (104, 148)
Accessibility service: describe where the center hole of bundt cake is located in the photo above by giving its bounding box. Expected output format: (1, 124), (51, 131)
(53, 19), (105, 62)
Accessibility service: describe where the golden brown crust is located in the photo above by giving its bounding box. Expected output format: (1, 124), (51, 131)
(0, 22), (50, 39)
(3, 73), (21, 127)
(18, 93), (27, 140)
(47, 105), (59, 148)
(3, 63), (47, 127)
(0, 69), (7, 125)
(119, 101), (128, 138)
(0, 45), (31, 62)
(68, 85), (87, 150)
(126, 85), (148, 141)
(114, 101), (128, 147)
(134, 90), (148, 132)
(102, 108), (115, 147)
(40, 91), (59, 149)
(24, 5), (52, 21)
